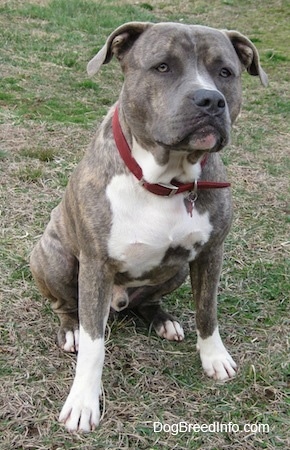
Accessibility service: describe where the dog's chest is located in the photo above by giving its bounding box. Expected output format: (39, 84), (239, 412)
(106, 174), (212, 280)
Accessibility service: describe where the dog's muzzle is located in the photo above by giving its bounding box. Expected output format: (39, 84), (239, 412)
(153, 89), (230, 152)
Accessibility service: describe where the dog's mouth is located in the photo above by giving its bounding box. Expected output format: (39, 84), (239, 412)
(155, 123), (229, 153)
(186, 126), (225, 151)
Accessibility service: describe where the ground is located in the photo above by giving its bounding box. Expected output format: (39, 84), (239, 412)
(0, 0), (289, 449)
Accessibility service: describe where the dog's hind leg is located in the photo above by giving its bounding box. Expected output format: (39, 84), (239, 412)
(30, 228), (79, 353)
(127, 267), (188, 341)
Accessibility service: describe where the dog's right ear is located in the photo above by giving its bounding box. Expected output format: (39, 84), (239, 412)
(87, 22), (151, 76)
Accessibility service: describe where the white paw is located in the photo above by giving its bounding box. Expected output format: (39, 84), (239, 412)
(197, 328), (237, 381)
(62, 329), (79, 353)
(156, 320), (185, 341)
(59, 388), (100, 432)
(59, 328), (105, 432)
(199, 348), (237, 380)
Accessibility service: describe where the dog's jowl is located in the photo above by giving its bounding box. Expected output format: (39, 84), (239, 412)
(30, 22), (267, 432)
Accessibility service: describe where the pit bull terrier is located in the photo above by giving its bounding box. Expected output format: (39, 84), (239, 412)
(30, 21), (267, 432)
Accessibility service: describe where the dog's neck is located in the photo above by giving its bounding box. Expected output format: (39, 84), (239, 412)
(131, 139), (203, 185)
(114, 105), (204, 185)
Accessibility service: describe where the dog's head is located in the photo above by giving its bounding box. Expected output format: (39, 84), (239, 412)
(88, 22), (267, 156)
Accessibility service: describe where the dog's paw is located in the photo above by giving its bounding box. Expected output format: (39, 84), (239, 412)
(197, 328), (237, 381)
(61, 329), (79, 353)
(59, 389), (100, 433)
(57, 324), (79, 353)
(199, 348), (237, 380)
(155, 320), (185, 342)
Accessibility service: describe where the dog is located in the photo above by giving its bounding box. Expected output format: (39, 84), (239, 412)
(30, 21), (267, 432)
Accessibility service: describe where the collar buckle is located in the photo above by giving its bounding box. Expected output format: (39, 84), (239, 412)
(158, 182), (179, 197)
(139, 178), (179, 196)
(138, 177), (145, 187)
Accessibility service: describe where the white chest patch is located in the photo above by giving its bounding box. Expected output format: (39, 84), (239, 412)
(106, 174), (212, 280)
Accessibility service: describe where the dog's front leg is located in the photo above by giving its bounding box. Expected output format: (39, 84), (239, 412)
(59, 254), (113, 432)
(190, 246), (237, 381)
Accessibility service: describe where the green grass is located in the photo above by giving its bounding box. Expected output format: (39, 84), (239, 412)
(0, 1), (289, 449)
(20, 147), (56, 162)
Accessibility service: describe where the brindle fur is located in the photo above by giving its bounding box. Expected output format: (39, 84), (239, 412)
(30, 23), (267, 358)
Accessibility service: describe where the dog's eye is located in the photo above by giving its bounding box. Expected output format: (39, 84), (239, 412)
(156, 63), (170, 73)
(220, 68), (232, 78)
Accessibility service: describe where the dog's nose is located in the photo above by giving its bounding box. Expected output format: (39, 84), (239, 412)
(192, 89), (226, 115)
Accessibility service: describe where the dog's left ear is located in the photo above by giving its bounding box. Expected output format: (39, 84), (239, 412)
(223, 30), (268, 86)
(87, 22), (151, 76)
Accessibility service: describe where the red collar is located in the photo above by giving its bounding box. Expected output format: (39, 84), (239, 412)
(112, 106), (230, 197)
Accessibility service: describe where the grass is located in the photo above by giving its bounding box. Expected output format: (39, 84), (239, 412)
(0, 0), (289, 449)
